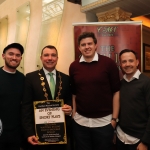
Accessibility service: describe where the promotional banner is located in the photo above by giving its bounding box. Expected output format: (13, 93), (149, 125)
(73, 21), (142, 77)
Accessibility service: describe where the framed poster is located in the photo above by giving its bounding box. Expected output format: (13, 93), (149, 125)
(33, 99), (67, 145)
(143, 43), (150, 72)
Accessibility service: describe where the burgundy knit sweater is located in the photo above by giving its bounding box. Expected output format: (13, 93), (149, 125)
(69, 54), (120, 118)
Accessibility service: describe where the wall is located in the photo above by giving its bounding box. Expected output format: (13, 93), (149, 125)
(56, 0), (86, 74)
(0, 0), (86, 75)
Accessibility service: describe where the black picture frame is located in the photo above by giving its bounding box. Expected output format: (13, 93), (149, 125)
(143, 43), (150, 72)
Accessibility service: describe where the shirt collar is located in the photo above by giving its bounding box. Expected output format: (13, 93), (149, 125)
(43, 67), (56, 76)
(2, 67), (16, 74)
(123, 69), (141, 82)
(79, 52), (98, 63)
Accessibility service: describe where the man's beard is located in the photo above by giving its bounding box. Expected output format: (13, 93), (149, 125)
(5, 60), (20, 69)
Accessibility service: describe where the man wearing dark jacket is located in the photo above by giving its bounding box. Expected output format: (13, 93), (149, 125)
(22, 45), (72, 150)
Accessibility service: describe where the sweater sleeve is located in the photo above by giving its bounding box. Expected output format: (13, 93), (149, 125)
(108, 59), (120, 93)
(141, 78), (150, 145)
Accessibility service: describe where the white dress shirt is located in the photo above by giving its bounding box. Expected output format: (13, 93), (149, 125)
(43, 67), (56, 86)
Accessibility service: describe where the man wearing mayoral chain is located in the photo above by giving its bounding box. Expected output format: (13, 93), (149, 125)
(22, 45), (72, 150)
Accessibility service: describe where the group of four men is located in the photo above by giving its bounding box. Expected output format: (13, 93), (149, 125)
(0, 32), (150, 150)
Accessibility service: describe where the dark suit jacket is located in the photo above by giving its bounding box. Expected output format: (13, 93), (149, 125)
(22, 69), (72, 138)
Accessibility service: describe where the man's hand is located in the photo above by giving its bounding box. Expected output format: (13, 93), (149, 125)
(62, 104), (72, 116)
(137, 142), (148, 150)
(111, 119), (117, 129)
(28, 135), (38, 145)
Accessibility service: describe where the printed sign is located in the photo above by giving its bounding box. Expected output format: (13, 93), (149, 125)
(33, 100), (67, 145)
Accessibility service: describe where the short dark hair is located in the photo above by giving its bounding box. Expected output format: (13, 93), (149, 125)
(78, 32), (97, 45)
(41, 45), (58, 55)
(119, 49), (138, 59)
(3, 43), (24, 55)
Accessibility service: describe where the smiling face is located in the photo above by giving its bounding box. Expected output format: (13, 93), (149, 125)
(120, 52), (139, 80)
(2, 48), (22, 72)
(78, 37), (97, 62)
(40, 47), (58, 72)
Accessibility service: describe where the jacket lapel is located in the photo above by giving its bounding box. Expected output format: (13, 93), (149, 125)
(55, 70), (60, 99)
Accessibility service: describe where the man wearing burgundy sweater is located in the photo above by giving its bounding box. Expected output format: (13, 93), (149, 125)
(69, 32), (120, 150)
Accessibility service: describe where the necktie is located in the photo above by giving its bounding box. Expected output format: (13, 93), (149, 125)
(49, 72), (55, 99)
